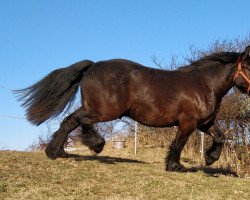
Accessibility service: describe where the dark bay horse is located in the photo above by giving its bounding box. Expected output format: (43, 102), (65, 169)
(16, 46), (250, 171)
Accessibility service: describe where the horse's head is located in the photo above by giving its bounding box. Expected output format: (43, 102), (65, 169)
(233, 46), (250, 95)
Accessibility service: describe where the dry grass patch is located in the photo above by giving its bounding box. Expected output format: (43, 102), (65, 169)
(0, 144), (249, 200)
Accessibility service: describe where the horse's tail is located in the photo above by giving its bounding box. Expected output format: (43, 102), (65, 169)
(14, 60), (94, 125)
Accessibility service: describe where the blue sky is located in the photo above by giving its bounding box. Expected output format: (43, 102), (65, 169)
(1, 0), (250, 150)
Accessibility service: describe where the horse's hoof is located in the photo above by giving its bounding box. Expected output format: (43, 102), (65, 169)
(89, 146), (103, 156)
(90, 149), (98, 156)
(45, 146), (57, 159)
(205, 154), (217, 166)
(166, 162), (187, 172)
(45, 145), (68, 159)
(205, 150), (220, 166)
(88, 141), (105, 155)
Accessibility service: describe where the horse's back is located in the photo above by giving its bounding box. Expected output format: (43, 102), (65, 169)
(80, 59), (209, 126)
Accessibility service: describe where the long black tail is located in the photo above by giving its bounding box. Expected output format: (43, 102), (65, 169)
(14, 60), (94, 125)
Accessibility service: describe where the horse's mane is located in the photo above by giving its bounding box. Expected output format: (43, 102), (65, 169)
(178, 52), (241, 71)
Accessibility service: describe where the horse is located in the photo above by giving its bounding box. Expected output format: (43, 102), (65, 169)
(15, 46), (250, 172)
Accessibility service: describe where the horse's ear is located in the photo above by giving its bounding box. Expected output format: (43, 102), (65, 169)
(242, 46), (250, 60)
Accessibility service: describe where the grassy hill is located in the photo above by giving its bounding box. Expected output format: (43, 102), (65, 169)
(0, 144), (249, 200)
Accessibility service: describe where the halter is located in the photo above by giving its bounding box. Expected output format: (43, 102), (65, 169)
(233, 57), (250, 93)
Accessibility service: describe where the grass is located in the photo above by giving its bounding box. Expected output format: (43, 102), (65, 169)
(0, 143), (249, 200)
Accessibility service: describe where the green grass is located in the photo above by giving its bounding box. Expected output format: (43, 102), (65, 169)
(0, 145), (249, 200)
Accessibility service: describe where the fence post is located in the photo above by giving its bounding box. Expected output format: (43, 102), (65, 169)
(200, 131), (204, 161)
(135, 122), (138, 155)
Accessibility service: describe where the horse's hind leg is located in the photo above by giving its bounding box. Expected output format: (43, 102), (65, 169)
(80, 125), (105, 155)
(45, 108), (105, 159)
(45, 108), (82, 159)
(166, 117), (197, 172)
(203, 125), (225, 166)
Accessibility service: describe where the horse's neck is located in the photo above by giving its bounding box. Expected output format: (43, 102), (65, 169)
(205, 63), (235, 101)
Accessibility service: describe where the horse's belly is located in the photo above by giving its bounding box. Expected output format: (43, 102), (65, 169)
(129, 105), (178, 127)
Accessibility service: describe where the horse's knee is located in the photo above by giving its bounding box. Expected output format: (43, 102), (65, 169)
(215, 134), (225, 144)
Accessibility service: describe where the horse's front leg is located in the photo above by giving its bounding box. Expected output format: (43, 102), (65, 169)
(203, 125), (225, 165)
(166, 117), (197, 172)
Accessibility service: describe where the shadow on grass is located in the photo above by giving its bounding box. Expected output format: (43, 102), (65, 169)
(64, 153), (147, 165)
(185, 166), (238, 177)
(61, 153), (237, 176)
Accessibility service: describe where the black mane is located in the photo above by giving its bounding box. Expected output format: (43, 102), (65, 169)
(179, 52), (241, 71)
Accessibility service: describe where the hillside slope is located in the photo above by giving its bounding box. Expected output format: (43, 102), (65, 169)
(0, 145), (249, 200)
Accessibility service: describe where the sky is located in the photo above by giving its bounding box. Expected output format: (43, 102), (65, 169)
(1, 0), (250, 150)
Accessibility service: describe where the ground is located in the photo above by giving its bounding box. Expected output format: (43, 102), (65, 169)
(0, 144), (249, 200)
